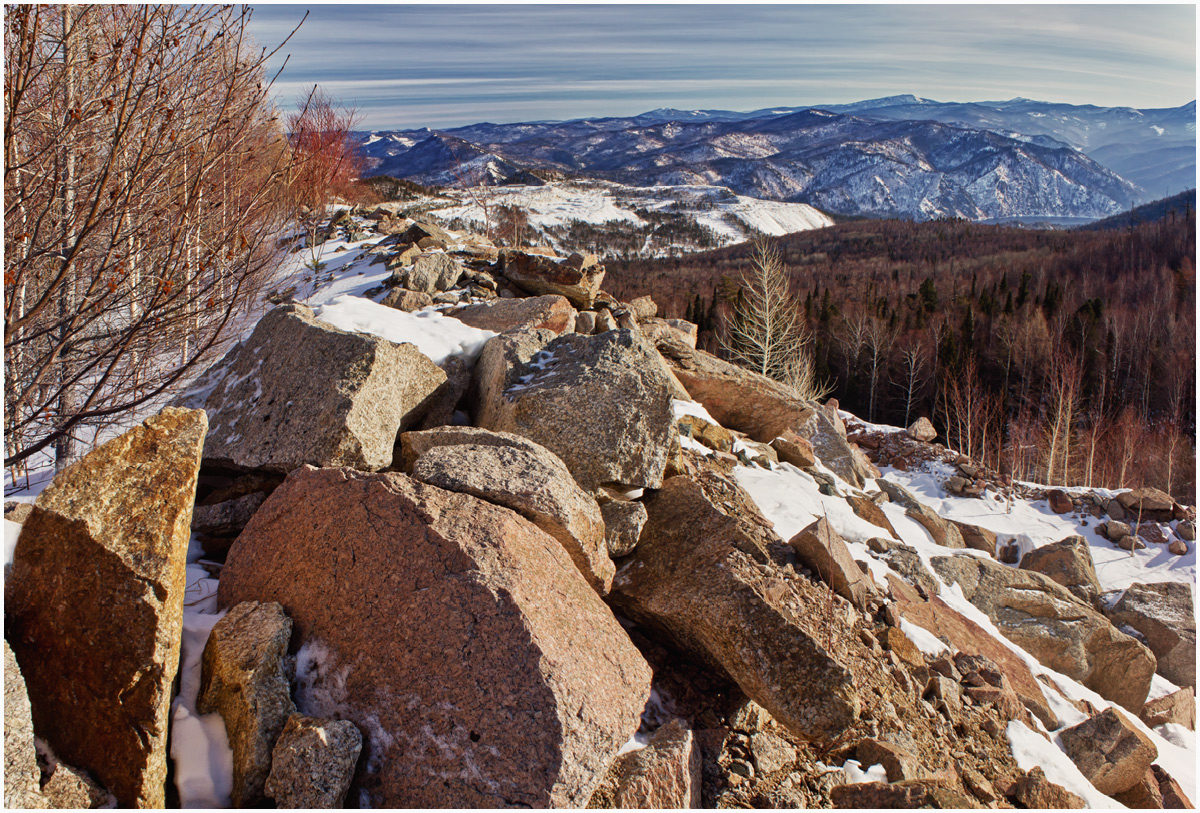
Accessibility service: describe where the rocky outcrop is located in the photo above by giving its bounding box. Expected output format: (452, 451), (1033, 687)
(950, 520), (997, 556)
(218, 466), (651, 807)
(411, 442), (613, 593)
(500, 250), (605, 307)
(654, 339), (814, 442)
(588, 719), (701, 808)
(639, 317), (698, 349)
(931, 555), (1156, 712)
(265, 715), (363, 809)
(1019, 536), (1101, 601)
(1153, 764), (1195, 808)
(193, 304), (446, 473)
(449, 294), (575, 334)
(477, 329), (674, 490)
(1106, 581), (1195, 687)
(770, 430), (817, 469)
(197, 601), (297, 807)
(381, 287), (433, 312)
(612, 469), (860, 742)
(846, 494), (899, 539)
(401, 252), (463, 293)
(4, 641), (45, 809)
(5, 408), (205, 808)
(830, 778), (978, 808)
(1059, 708), (1157, 796)
(856, 738), (923, 782)
(788, 517), (878, 610)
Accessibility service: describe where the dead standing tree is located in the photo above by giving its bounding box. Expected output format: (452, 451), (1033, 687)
(721, 239), (830, 401)
(4, 5), (300, 471)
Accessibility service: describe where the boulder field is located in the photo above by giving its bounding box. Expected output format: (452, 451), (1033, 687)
(4, 214), (1194, 810)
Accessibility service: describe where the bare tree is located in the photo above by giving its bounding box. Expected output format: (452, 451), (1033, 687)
(1042, 351), (1082, 486)
(893, 339), (929, 426)
(4, 5), (300, 469)
(721, 239), (829, 400)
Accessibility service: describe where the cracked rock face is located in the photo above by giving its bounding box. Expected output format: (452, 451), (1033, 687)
(5, 408), (206, 808)
(217, 466), (651, 807)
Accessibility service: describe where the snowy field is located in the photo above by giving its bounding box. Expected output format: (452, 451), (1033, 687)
(423, 180), (833, 254)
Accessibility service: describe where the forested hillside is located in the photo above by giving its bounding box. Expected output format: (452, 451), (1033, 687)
(608, 212), (1196, 500)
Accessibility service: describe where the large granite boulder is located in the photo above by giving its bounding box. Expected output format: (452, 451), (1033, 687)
(612, 469), (860, 742)
(587, 719), (701, 808)
(654, 339), (813, 443)
(197, 601), (296, 807)
(794, 404), (877, 488)
(1106, 582), (1195, 687)
(265, 715), (363, 809)
(5, 408), (206, 807)
(449, 294), (575, 334)
(4, 641), (45, 809)
(1019, 536), (1101, 601)
(190, 304), (446, 473)
(1059, 708), (1157, 796)
(500, 250), (605, 307)
(411, 443), (612, 593)
(931, 555), (1156, 712)
(1116, 488), (1175, 521)
(477, 329), (674, 490)
(403, 252), (463, 293)
(218, 466), (652, 807)
(788, 517), (879, 610)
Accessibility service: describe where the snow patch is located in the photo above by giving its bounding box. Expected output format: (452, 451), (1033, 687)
(314, 294), (496, 366)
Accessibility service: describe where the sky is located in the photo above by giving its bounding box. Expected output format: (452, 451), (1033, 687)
(246, 4), (1197, 130)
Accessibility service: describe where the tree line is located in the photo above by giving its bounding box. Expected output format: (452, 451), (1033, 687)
(608, 214), (1196, 501)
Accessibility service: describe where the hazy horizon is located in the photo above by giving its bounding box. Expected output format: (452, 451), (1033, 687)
(247, 4), (1196, 129)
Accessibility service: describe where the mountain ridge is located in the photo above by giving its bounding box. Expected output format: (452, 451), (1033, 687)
(355, 95), (1189, 222)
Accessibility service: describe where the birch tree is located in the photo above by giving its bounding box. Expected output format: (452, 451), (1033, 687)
(4, 5), (300, 469)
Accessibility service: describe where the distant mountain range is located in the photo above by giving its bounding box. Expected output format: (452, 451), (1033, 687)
(355, 96), (1195, 223)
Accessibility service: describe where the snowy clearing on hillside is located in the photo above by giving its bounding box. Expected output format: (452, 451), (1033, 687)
(423, 180), (833, 257)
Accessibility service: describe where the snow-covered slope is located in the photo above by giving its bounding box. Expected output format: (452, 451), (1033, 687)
(421, 180), (833, 258)
(727, 414), (1196, 807)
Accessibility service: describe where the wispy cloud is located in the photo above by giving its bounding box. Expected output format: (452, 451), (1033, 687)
(249, 4), (1196, 129)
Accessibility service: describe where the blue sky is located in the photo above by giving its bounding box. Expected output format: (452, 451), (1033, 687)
(247, 4), (1197, 129)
